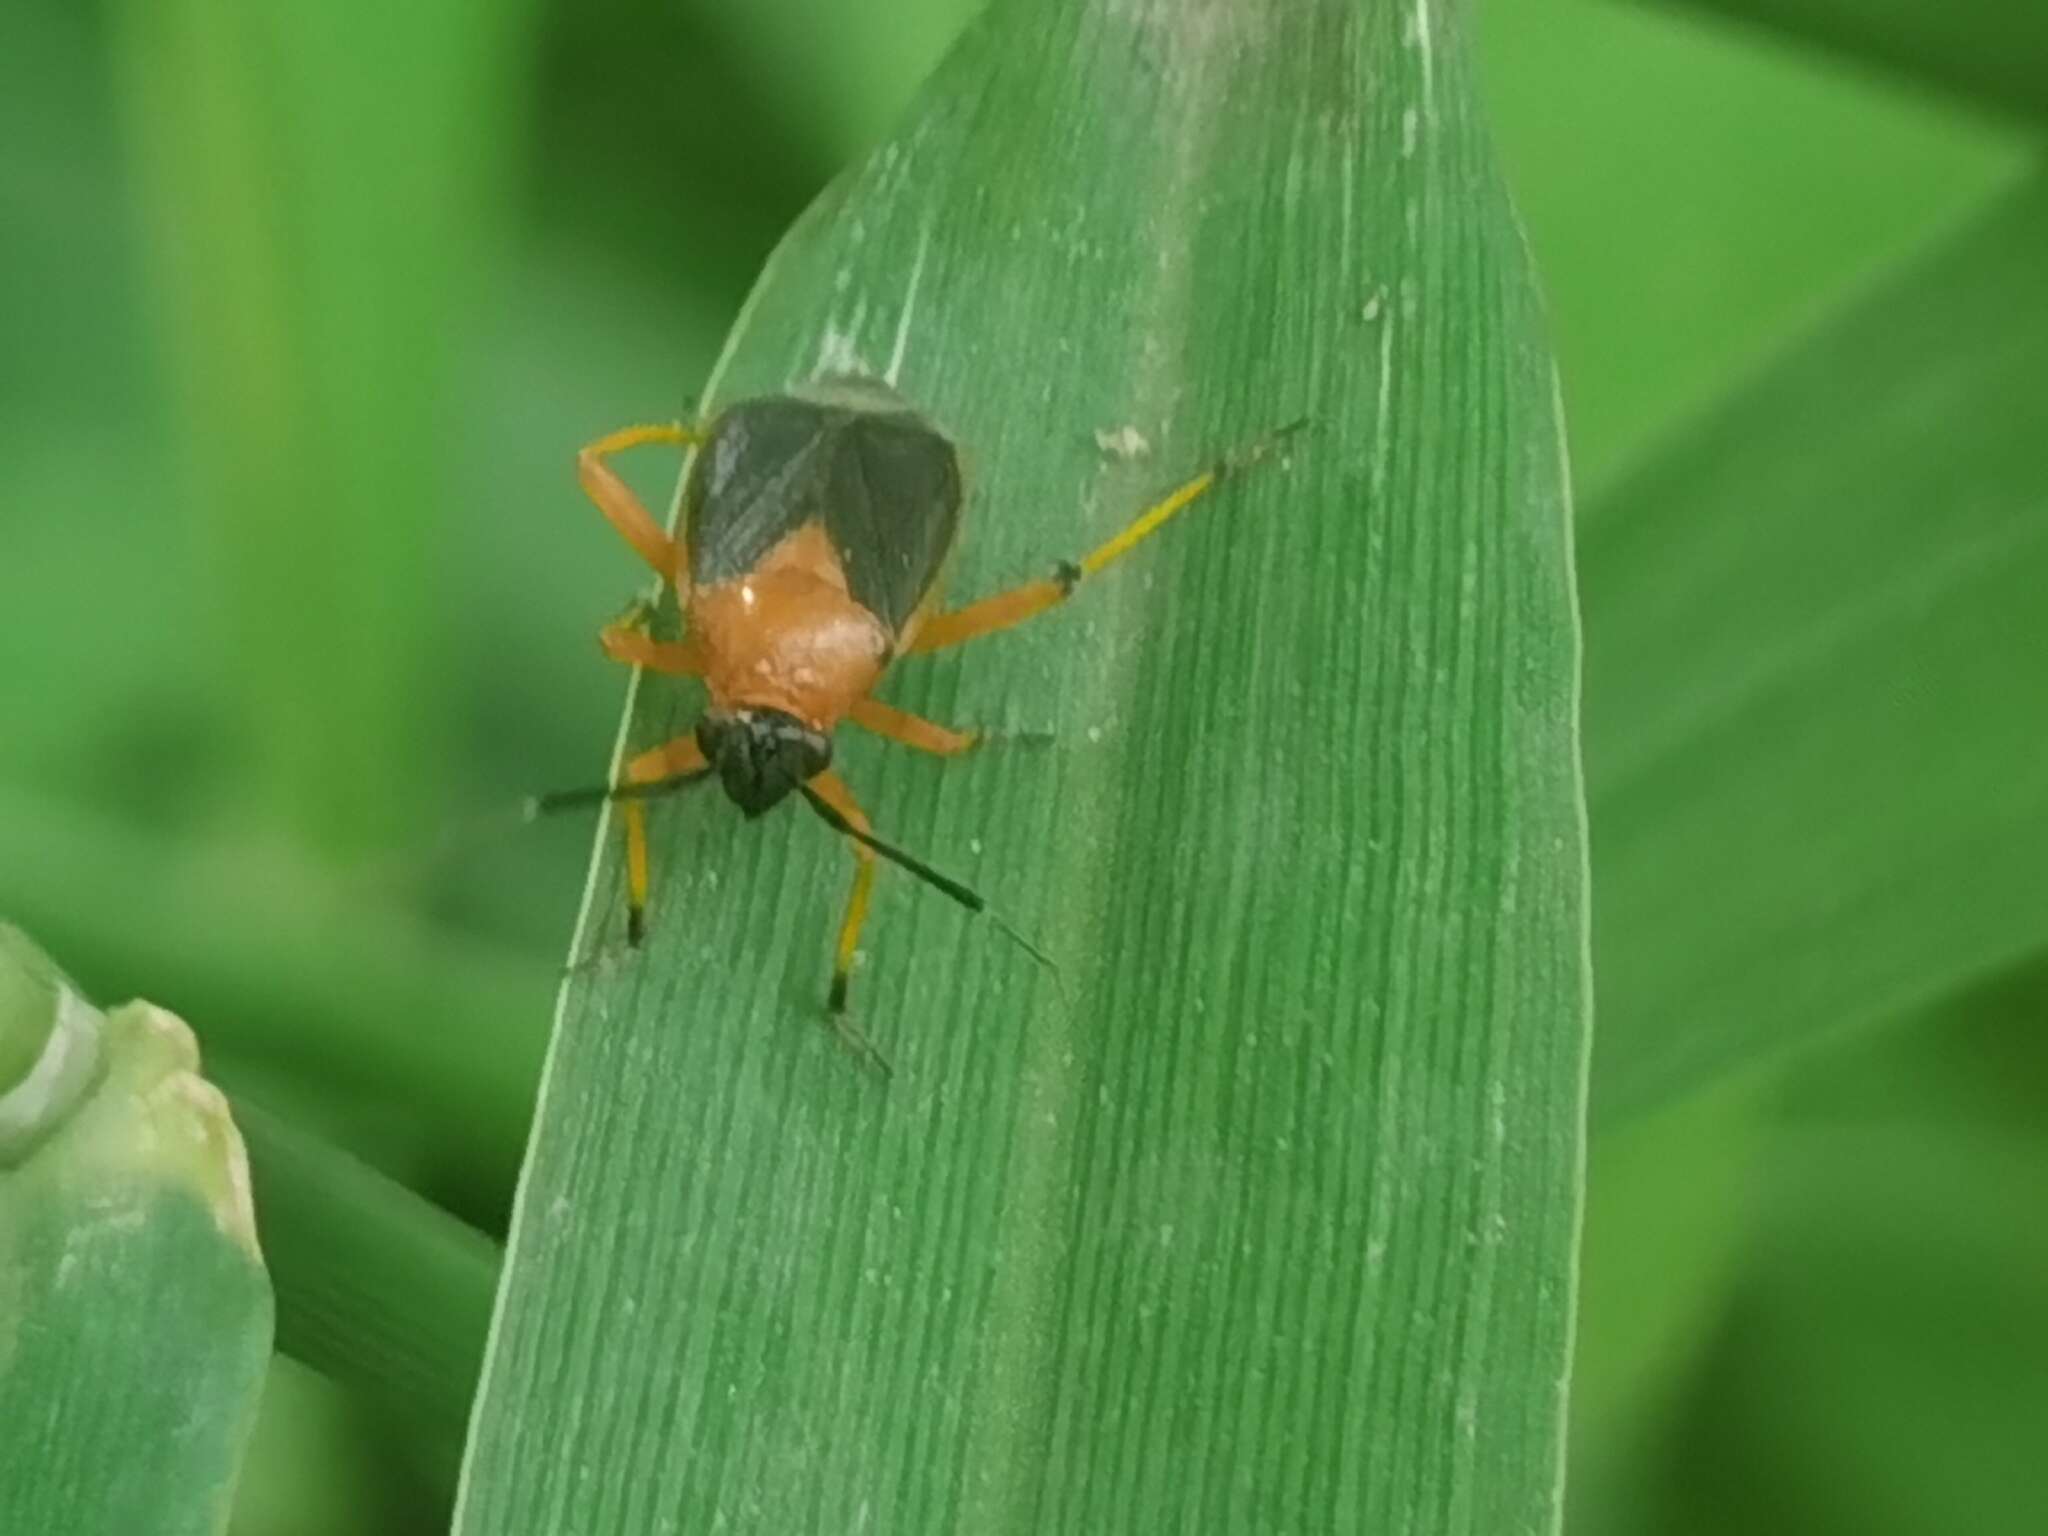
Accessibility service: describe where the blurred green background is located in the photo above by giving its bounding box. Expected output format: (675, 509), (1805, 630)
(2, 1), (2042, 1532)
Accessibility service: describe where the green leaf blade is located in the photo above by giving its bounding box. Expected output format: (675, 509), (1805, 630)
(459, 2), (1588, 1532)
(1585, 169), (2048, 1125)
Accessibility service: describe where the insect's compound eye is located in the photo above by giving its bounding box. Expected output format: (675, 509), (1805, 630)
(763, 714), (830, 786)
(790, 729), (831, 784)
(695, 714), (733, 765)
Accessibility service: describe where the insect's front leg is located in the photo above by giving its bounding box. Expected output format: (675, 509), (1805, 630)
(614, 736), (712, 945)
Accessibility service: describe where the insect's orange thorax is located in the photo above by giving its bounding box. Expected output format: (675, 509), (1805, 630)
(688, 520), (890, 733)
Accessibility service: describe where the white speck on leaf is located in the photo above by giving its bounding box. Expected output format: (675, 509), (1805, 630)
(815, 296), (870, 377)
(1371, 308), (1395, 498)
(886, 221), (932, 386)
(1093, 424), (1151, 460)
(1405, 0), (1437, 123)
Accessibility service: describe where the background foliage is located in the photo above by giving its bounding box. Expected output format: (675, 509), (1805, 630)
(1, 0), (2041, 1531)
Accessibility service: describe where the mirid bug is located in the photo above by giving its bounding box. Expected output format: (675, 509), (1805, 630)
(539, 373), (1300, 1066)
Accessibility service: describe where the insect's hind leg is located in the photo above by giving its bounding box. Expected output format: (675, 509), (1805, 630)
(905, 417), (1307, 656)
(578, 422), (704, 581)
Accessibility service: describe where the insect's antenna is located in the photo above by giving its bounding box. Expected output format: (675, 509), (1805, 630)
(343, 770), (716, 920)
(524, 769), (715, 820)
(797, 784), (1062, 984)
(526, 768), (718, 956)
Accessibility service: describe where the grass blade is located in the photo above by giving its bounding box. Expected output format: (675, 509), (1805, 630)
(459, 2), (1588, 1531)
(1584, 169), (2048, 1124)
(233, 1095), (501, 1493)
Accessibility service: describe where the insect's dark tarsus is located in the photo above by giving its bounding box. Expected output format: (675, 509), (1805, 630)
(538, 373), (1304, 1063)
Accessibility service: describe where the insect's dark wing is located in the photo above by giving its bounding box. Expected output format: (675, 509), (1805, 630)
(823, 410), (963, 639)
(687, 382), (962, 641)
(685, 397), (834, 587)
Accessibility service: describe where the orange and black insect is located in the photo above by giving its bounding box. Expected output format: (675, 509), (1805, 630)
(539, 372), (1299, 1062)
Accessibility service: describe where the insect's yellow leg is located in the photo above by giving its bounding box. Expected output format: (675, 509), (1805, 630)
(806, 769), (880, 1020)
(903, 470), (1218, 654)
(577, 422), (703, 581)
(847, 695), (980, 756)
(622, 735), (709, 787)
(905, 418), (1305, 656)
(615, 734), (709, 945)
(903, 579), (1069, 654)
(599, 622), (705, 676)
(622, 799), (652, 946)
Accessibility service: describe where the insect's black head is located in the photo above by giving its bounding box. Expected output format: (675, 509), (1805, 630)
(696, 708), (831, 818)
